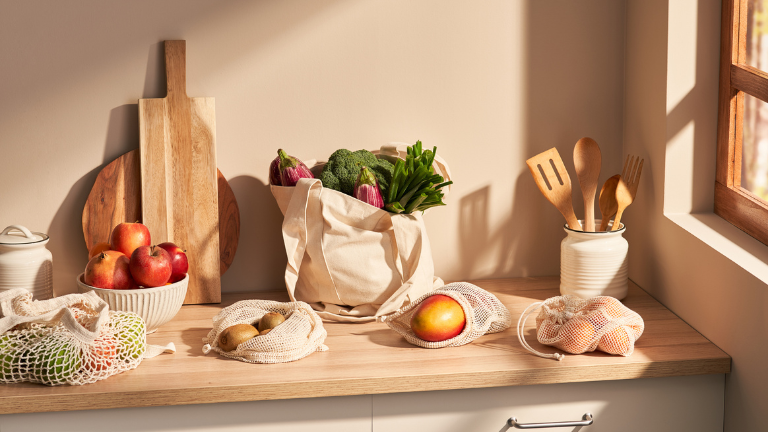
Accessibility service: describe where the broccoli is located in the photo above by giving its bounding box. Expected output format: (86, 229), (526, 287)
(320, 149), (394, 197)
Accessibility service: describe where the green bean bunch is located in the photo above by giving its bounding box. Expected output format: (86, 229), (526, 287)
(384, 141), (453, 214)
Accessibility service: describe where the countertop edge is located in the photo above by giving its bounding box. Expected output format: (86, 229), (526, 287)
(0, 357), (730, 415)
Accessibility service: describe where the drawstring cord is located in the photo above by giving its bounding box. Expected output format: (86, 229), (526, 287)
(517, 301), (565, 361)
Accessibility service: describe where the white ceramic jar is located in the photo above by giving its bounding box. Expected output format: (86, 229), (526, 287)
(0, 225), (53, 300)
(560, 219), (628, 300)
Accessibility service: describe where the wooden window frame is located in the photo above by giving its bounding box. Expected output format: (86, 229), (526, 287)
(716, 0), (768, 245)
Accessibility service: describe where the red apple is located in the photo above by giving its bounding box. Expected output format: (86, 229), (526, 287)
(129, 245), (172, 288)
(410, 294), (466, 342)
(110, 222), (150, 258)
(84, 335), (117, 372)
(157, 242), (188, 283)
(84, 250), (137, 290)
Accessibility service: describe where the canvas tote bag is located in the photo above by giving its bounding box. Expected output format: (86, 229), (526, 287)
(271, 144), (451, 322)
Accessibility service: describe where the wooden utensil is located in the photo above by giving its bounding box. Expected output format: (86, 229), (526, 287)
(138, 40), (221, 304)
(526, 148), (582, 231)
(573, 137), (601, 232)
(82, 149), (240, 276)
(611, 155), (644, 231)
(598, 175), (620, 231)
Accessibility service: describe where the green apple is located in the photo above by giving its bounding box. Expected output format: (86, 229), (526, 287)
(0, 335), (20, 379)
(112, 312), (146, 362)
(29, 335), (81, 385)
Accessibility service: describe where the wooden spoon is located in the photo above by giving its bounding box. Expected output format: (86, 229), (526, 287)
(611, 155), (644, 231)
(598, 174), (620, 231)
(612, 179), (632, 231)
(573, 138), (601, 232)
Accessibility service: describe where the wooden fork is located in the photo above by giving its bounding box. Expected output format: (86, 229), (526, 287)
(611, 155), (644, 231)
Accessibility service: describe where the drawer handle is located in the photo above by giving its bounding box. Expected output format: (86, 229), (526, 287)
(507, 413), (593, 429)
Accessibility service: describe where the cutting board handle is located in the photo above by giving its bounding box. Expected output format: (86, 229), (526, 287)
(164, 40), (187, 98)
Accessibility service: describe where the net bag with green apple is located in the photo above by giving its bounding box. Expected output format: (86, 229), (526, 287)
(380, 282), (512, 348)
(201, 299), (328, 364)
(0, 288), (174, 386)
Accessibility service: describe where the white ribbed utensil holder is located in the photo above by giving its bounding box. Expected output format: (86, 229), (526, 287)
(560, 219), (628, 299)
(77, 273), (188, 333)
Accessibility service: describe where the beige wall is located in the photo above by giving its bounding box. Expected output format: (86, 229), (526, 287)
(0, 0), (625, 294)
(8, 0), (768, 430)
(626, 0), (768, 431)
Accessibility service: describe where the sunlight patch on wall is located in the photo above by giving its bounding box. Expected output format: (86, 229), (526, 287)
(666, 0), (697, 113)
(664, 119), (695, 214)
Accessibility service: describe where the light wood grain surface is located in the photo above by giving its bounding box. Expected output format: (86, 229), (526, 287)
(82, 150), (240, 276)
(139, 40), (221, 304)
(0, 277), (729, 414)
(82, 151), (142, 249)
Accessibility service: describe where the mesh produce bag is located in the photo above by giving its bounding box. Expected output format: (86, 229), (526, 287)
(381, 282), (512, 348)
(202, 299), (328, 363)
(0, 288), (174, 386)
(517, 295), (644, 361)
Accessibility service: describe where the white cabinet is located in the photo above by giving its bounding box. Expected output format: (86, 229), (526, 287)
(0, 394), (372, 432)
(373, 375), (725, 432)
(0, 375), (724, 431)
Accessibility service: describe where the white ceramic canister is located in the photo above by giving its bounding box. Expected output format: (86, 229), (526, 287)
(0, 225), (53, 300)
(560, 219), (628, 300)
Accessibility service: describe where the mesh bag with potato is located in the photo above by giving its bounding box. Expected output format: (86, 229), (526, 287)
(381, 282), (512, 348)
(202, 299), (328, 363)
(517, 295), (644, 361)
(0, 288), (171, 386)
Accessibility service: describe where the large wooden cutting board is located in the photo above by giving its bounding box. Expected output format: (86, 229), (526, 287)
(81, 149), (240, 278)
(138, 40), (221, 304)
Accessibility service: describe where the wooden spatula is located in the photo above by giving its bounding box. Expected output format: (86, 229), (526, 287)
(139, 41), (221, 304)
(598, 174), (620, 231)
(573, 137), (601, 232)
(526, 148), (582, 231)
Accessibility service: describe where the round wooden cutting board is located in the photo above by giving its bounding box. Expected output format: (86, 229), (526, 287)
(82, 149), (240, 275)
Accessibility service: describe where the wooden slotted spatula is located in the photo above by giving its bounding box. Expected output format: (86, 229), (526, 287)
(611, 155), (644, 231)
(526, 148), (582, 231)
(573, 137), (601, 232)
(139, 41), (221, 304)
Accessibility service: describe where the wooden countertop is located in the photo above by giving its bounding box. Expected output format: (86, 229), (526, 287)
(0, 277), (730, 414)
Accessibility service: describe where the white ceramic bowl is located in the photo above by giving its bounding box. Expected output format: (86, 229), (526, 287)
(76, 273), (188, 333)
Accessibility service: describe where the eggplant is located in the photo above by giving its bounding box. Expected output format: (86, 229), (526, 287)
(277, 149), (314, 186)
(268, 156), (282, 186)
(353, 166), (384, 209)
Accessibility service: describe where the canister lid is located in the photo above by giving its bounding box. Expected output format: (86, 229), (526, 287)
(0, 225), (49, 244)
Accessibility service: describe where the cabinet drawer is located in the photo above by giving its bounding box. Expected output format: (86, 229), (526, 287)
(0, 394), (372, 432)
(373, 374), (725, 432)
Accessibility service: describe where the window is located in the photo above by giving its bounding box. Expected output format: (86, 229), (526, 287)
(716, 0), (768, 245)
